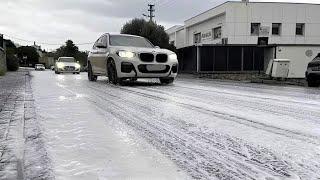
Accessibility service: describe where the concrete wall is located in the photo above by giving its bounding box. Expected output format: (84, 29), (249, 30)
(0, 48), (6, 74)
(170, 2), (320, 48)
(186, 14), (226, 47)
(225, 2), (320, 45)
(175, 28), (186, 49)
(276, 46), (320, 78)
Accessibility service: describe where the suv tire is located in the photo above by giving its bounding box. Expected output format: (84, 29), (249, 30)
(307, 78), (319, 87)
(160, 77), (174, 84)
(88, 62), (97, 81)
(107, 60), (121, 85)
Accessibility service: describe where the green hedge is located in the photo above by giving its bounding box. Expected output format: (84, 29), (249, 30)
(6, 54), (19, 71)
(0, 69), (5, 76)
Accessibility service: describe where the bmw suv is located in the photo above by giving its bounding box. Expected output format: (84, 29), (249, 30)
(87, 34), (178, 84)
(55, 57), (81, 74)
(306, 53), (320, 87)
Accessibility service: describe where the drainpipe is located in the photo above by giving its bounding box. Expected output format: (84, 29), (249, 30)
(196, 45), (200, 73)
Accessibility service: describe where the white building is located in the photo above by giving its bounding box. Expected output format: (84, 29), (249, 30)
(167, 1), (320, 78)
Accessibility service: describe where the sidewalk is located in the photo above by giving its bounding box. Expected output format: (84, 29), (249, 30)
(0, 70), (52, 180)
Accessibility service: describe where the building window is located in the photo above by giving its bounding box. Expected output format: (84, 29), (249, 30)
(296, 23), (305, 36)
(194, 33), (201, 44)
(213, 27), (222, 39)
(272, 23), (281, 35)
(251, 23), (260, 35)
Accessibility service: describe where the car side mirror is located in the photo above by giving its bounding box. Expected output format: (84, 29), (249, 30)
(155, 46), (160, 49)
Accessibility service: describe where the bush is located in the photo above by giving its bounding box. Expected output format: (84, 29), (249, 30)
(6, 54), (19, 71)
(0, 69), (5, 76)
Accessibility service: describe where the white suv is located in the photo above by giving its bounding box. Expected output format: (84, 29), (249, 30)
(55, 57), (81, 74)
(87, 33), (178, 84)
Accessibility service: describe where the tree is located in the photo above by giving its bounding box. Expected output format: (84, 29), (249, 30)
(75, 51), (88, 67)
(17, 46), (39, 66)
(121, 18), (174, 51)
(54, 40), (79, 59)
(53, 40), (87, 67)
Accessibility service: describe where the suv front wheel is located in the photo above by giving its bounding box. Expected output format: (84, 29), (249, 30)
(107, 60), (122, 85)
(307, 78), (319, 87)
(160, 77), (174, 84)
(88, 62), (97, 81)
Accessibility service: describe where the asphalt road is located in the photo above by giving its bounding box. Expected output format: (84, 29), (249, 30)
(31, 70), (320, 180)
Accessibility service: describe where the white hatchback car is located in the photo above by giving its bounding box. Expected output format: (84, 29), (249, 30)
(87, 33), (178, 84)
(55, 57), (81, 74)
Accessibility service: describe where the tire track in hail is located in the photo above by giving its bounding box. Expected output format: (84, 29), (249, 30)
(81, 83), (300, 179)
(136, 85), (320, 124)
(103, 85), (320, 145)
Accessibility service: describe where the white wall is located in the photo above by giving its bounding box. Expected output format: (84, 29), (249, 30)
(186, 14), (226, 47)
(226, 2), (320, 45)
(276, 46), (320, 78)
(175, 28), (186, 49)
(177, 2), (320, 47)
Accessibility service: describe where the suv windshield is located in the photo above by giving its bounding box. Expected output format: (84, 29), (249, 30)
(109, 35), (154, 48)
(59, 58), (75, 62)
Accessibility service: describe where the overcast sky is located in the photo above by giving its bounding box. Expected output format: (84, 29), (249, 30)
(1, 0), (319, 51)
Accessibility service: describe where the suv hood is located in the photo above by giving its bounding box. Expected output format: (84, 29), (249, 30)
(111, 46), (175, 55)
(56, 62), (78, 66)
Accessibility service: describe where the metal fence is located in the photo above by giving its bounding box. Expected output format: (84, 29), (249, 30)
(177, 45), (274, 73)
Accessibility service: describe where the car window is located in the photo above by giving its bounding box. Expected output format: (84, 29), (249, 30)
(100, 36), (108, 47)
(109, 35), (154, 48)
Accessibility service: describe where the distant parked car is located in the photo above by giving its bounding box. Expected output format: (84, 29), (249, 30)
(306, 54), (320, 87)
(87, 33), (178, 84)
(35, 64), (45, 71)
(55, 57), (81, 74)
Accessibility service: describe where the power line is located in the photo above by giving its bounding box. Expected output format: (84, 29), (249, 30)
(143, 4), (155, 22)
(2, 33), (94, 46)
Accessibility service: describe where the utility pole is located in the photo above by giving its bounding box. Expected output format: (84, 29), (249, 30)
(143, 4), (155, 22)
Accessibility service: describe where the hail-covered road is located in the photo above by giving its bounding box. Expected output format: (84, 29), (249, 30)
(30, 71), (320, 180)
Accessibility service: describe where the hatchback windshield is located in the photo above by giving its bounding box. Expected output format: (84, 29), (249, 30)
(109, 35), (154, 48)
(59, 57), (75, 62)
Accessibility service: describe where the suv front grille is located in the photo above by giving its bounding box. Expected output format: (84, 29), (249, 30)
(311, 66), (320, 71)
(138, 65), (170, 73)
(156, 54), (168, 63)
(139, 53), (154, 62)
(64, 66), (75, 71)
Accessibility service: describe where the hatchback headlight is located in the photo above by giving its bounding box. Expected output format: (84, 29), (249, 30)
(118, 51), (135, 58)
(57, 63), (64, 68)
(75, 64), (81, 69)
(169, 53), (177, 60)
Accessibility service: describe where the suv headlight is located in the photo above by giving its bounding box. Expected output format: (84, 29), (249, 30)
(117, 51), (135, 58)
(169, 53), (177, 60)
(57, 63), (64, 68)
(75, 64), (81, 69)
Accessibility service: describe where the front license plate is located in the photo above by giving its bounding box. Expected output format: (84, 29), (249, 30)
(146, 65), (166, 71)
